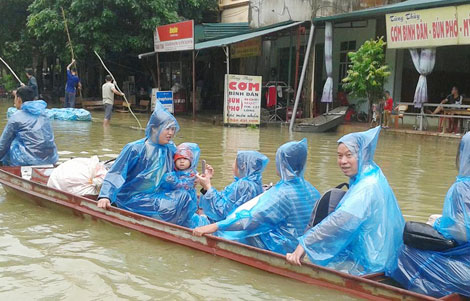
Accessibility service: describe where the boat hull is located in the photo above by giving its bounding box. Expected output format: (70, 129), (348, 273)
(294, 106), (348, 133)
(0, 167), (461, 301)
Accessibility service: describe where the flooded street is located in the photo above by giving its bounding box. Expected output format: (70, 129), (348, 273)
(0, 102), (460, 300)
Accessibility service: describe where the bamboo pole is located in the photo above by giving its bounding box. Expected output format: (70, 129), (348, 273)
(0, 56), (23, 85)
(94, 51), (143, 129)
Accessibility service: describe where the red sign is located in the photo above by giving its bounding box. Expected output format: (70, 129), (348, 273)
(154, 20), (194, 52)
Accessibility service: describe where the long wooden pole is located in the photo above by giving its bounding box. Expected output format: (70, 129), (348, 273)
(0, 56), (23, 85)
(61, 7), (82, 98)
(61, 7), (75, 61)
(94, 51), (143, 129)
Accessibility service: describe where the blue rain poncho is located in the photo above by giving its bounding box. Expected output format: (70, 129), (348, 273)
(98, 101), (180, 216)
(216, 139), (321, 255)
(158, 142), (204, 227)
(0, 100), (58, 166)
(199, 151), (269, 223)
(298, 126), (405, 275)
(127, 142), (209, 227)
(388, 133), (470, 297)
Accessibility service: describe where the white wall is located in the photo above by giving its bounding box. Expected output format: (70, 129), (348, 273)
(249, 0), (313, 28)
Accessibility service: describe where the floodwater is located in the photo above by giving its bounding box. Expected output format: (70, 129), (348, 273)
(0, 101), (461, 300)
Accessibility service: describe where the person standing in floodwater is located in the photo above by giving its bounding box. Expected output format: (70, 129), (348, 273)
(102, 75), (124, 127)
(64, 59), (81, 108)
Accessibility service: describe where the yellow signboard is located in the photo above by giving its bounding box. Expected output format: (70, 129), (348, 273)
(230, 37), (262, 59)
(458, 4), (470, 44)
(386, 6), (458, 48)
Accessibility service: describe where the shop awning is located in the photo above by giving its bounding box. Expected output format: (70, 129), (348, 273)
(314, 0), (469, 23)
(138, 21), (304, 58)
(195, 21), (303, 50)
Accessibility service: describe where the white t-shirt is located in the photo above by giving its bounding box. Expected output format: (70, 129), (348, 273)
(102, 82), (115, 105)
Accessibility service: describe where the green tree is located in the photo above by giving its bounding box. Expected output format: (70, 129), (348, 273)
(342, 37), (391, 119)
(25, 0), (217, 96)
(0, 0), (34, 85)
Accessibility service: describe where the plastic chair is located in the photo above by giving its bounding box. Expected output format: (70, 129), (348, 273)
(394, 104), (408, 128)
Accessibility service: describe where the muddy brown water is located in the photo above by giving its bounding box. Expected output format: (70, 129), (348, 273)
(0, 102), (460, 300)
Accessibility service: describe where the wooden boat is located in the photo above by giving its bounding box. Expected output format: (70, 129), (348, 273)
(0, 166), (465, 301)
(294, 106), (348, 133)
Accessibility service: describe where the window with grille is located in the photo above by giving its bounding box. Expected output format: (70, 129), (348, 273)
(338, 41), (356, 90)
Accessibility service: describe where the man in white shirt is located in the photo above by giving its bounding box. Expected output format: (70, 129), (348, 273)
(102, 75), (124, 126)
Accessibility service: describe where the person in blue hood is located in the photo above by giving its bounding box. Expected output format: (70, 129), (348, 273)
(196, 150), (269, 223)
(0, 86), (58, 166)
(286, 127), (405, 276)
(388, 133), (470, 298)
(97, 101), (180, 217)
(193, 139), (321, 255)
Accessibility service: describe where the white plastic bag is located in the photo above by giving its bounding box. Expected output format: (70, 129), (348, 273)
(47, 156), (107, 196)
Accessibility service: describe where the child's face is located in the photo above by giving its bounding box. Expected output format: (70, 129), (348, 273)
(175, 158), (191, 170)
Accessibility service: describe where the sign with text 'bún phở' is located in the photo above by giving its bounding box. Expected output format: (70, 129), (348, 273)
(386, 6), (459, 48)
(224, 74), (262, 125)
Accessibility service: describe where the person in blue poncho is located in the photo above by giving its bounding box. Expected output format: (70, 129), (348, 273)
(0, 86), (58, 166)
(388, 133), (470, 298)
(286, 126), (405, 275)
(196, 151), (269, 223)
(97, 101), (180, 217)
(193, 139), (321, 255)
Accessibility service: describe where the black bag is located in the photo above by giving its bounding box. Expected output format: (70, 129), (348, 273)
(403, 221), (457, 251)
(306, 183), (348, 230)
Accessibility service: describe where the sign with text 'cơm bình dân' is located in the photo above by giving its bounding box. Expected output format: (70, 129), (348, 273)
(154, 20), (194, 52)
(224, 74), (262, 125)
(386, 5), (470, 48)
(386, 6), (458, 48)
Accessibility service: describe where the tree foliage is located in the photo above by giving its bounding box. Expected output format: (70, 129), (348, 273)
(27, 0), (217, 60)
(0, 0), (217, 89)
(342, 37), (391, 106)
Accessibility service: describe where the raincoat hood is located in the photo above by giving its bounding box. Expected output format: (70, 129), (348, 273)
(338, 126), (380, 182)
(21, 100), (47, 116)
(276, 138), (308, 181)
(236, 151), (269, 181)
(145, 101), (180, 145)
(174, 142), (200, 172)
(458, 132), (470, 178)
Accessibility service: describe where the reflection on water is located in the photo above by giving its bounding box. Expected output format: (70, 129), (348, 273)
(0, 103), (460, 300)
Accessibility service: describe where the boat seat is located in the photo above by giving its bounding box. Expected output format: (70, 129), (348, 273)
(306, 183), (348, 230)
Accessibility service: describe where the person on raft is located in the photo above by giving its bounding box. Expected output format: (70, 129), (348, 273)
(196, 151), (269, 223)
(97, 101), (195, 225)
(286, 126), (405, 276)
(0, 86), (58, 166)
(193, 139), (321, 255)
(387, 132), (470, 298)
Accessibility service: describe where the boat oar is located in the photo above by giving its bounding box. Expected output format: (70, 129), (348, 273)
(0, 56), (24, 85)
(94, 50), (143, 129)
